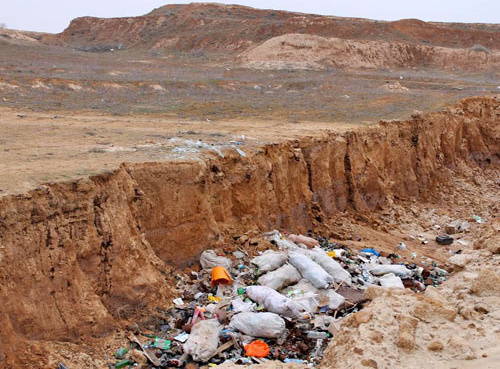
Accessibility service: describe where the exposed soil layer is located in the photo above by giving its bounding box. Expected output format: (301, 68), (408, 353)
(242, 34), (500, 71)
(42, 3), (500, 52)
(0, 97), (499, 367)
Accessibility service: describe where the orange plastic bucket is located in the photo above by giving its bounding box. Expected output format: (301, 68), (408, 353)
(211, 266), (232, 286)
(244, 340), (270, 357)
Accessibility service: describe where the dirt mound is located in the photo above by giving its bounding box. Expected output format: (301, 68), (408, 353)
(41, 3), (500, 56)
(0, 97), (499, 366)
(323, 221), (500, 368)
(242, 34), (500, 71)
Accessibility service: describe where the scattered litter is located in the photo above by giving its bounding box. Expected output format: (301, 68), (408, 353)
(472, 215), (485, 223)
(183, 319), (222, 362)
(367, 264), (413, 278)
(251, 250), (288, 275)
(436, 235), (454, 245)
(109, 228), (448, 367)
(289, 251), (334, 289)
(244, 340), (270, 357)
(174, 332), (190, 343)
(114, 347), (128, 359)
(360, 248), (380, 257)
(153, 337), (171, 350)
(173, 298), (184, 306)
(257, 263), (301, 290)
(287, 234), (319, 248)
(200, 250), (232, 272)
(235, 147), (247, 157)
(211, 266), (232, 286)
(379, 273), (405, 288)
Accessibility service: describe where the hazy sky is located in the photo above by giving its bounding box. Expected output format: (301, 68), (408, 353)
(3, 1), (500, 33)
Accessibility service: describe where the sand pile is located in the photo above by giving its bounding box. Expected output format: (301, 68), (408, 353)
(241, 34), (500, 71)
(322, 219), (500, 369)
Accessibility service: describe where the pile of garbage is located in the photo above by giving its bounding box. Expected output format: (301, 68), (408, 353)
(110, 230), (448, 368)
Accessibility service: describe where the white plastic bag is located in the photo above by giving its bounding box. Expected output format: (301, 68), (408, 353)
(183, 319), (222, 362)
(258, 263), (301, 290)
(308, 247), (352, 286)
(379, 273), (404, 288)
(231, 298), (255, 313)
(285, 279), (345, 310)
(368, 264), (413, 278)
(289, 251), (334, 289)
(246, 285), (307, 318)
(229, 312), (285, 338)
(266, 231), (302, 250)
(200, 250), (232, 272)
(291, 292), (319, 314)
(251, 250), (288, 275)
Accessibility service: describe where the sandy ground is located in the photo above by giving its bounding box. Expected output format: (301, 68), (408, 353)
(0, 107), (361, 196)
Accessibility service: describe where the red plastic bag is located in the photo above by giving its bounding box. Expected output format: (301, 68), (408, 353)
(244, 340), (270, 357)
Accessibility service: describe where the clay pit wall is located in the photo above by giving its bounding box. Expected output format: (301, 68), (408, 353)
(0, 97), (499, 366)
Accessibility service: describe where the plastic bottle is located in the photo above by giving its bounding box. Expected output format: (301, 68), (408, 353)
(306, 331), (328, 339)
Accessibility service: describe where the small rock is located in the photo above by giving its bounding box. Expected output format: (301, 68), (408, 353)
(361, 358), (378, 368)
(353, 310), (373, 326)
(129, 349), (148, 368)
(448, 254), (471, 269)
(427, 340), (444, 351)
(353, 347), (364, 355)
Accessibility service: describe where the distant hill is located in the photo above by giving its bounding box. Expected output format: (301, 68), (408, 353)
(36, 3), (500, 70)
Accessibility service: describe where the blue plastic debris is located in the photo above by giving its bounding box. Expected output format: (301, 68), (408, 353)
(360, 248), (380, 256)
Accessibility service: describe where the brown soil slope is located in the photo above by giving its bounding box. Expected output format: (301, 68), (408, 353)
(43, 3), (500, 53)
(0, 97), (499, 367)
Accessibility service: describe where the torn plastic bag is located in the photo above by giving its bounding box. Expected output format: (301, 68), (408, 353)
(246, 285), (307, 318)
(379, 273), (404, 288)
(285, 280), (345, 310)
(289, 251), (334, 289)
(229, 312), (285, 338)
(291, 292), (319, 314)
(200, 250), (232, 272)
(183, 319), (222, 362)
(257, 263), (301, 290)
(367, 264), (413, 278)
(251, 250), (288, 275)
(283, 279), (318, 295)
(266, 231), (302, 250)
(313, 315), (334, 330)
(308, 247), (352, 286)
(231, 298), (255, 313)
